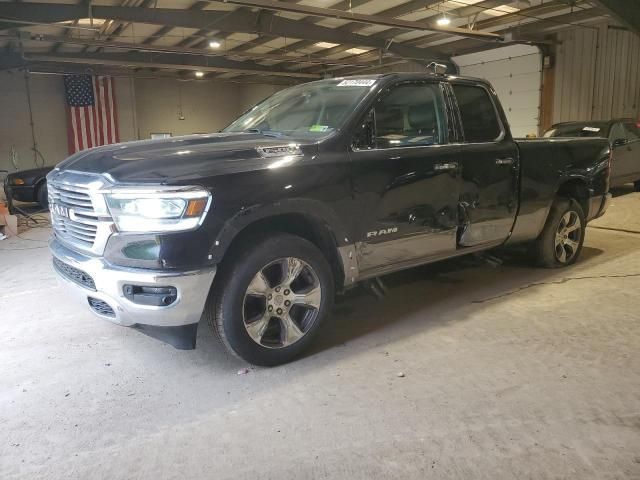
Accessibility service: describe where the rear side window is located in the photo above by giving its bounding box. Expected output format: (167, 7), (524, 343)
(452, 84), (501, 143)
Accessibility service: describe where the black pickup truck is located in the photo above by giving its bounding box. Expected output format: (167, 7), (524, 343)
(48, 73), (611, 366)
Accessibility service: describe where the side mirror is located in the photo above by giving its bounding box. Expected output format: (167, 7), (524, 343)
(352, 110), (375, 150)
(612, 138), (627, 147)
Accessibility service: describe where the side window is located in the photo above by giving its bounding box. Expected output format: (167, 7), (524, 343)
(624, 123), (640, 142)
(452, 84), (501, 143)
(353, 83), (444, 149)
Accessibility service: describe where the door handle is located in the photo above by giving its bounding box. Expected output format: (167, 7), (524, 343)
(434, 162), (458, 172)
(495, 157), (514, 166)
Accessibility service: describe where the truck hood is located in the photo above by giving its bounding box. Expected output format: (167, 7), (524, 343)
(56, 132), (320, 184)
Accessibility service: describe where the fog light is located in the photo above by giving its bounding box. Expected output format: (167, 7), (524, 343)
(123, 285), (177, 306)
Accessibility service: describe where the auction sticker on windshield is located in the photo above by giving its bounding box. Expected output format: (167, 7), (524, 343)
(337, 79), (376, 87)
(583, 127), (601, 132)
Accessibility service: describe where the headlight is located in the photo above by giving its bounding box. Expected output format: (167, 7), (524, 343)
(11, 178), (25, 186)
(104, 187), (211, 233)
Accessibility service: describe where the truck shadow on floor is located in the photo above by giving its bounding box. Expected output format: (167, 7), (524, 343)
(193, 233), (629, 371)
(193, 244), (612, 368)
(304, 245), (608, 360)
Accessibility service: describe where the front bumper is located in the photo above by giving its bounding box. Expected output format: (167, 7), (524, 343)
(6, 185), (36, 203)
(50, 237), (216, 328)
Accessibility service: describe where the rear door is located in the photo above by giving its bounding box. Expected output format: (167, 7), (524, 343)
(449, 82), (519, 247)
(349, 80), (461, 275)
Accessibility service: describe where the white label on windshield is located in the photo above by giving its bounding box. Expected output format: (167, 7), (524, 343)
(583, 126), (601, 132)
(337, 79), (376, 87)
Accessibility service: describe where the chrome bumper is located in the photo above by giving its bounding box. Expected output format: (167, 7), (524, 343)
(50, 237), (216, 327)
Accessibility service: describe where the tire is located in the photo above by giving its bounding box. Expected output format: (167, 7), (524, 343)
(206, 233), (335, 366)
(36, 182), (49, 209)
(533, 197), (586, 268)
(634, 181), (640, 192)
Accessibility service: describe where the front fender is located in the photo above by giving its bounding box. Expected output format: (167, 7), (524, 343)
(207, 198), (352, 264)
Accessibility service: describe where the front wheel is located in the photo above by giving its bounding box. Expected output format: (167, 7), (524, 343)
(533, 198), (586, 268)
(206, 233), (334, 366)
(634, 180), (640, 192)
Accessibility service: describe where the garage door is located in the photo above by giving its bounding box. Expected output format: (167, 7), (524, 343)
(453, 44), (542, 138)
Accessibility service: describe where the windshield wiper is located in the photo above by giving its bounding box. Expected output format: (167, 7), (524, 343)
(243, 128), (287, 138)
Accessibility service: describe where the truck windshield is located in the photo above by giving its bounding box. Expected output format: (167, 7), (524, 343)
(224, 78), (377, 139)
(543, 122), (610, 138)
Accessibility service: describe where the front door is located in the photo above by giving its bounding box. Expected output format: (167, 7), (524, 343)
(349, 81), (461, 275)
(450, 83), (519, 247)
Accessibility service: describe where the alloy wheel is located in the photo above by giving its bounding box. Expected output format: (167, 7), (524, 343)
(242, 257), (322, 348)
(554, 211), (582, 263)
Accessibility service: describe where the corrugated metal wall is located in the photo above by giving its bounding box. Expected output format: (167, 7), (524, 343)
(553, 22), (640, 123)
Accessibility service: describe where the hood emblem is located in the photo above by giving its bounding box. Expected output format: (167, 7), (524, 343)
(257, 144), (303, 158)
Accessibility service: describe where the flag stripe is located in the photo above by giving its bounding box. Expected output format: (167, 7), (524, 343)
(65, 74), (119, 154)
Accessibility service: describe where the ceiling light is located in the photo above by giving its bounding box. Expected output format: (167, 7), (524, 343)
(58, 18), (107, 26)
(195, 71), (204, 78)
(436, 15), (451, 26)
(315, 42), (339, 49)
(346, 48), (369, 55)
(208, 40), (221, 49)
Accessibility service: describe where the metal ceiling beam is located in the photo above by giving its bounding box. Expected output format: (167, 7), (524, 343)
(279, 0), (509, 68)
(19, 63), (299, 85)
(21, 51), (322, 78)
(222, 0), (504, 41)
(250, 0), (520, 73)
(0, 3), (450, 62)
(403, 1), (594, 48)
(18, 33), (376, 67)
(227, 0), (441, 58)
(590, 0), (640, 34)
(322, 2), (596, 75)
(223, 0), (373, 54)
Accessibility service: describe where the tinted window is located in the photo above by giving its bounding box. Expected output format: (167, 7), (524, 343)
(371, 83), (444, 149)
(624, 122), (640, 141)
(452, 84), (501, 143)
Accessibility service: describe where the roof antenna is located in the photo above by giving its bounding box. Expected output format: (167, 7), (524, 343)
(427, 62), (447, 75)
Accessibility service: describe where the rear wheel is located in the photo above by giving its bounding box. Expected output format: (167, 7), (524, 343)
(533, 198), (585, 268)
(206, 233), (334, 366)
(37, 183), (49, 209)
(634, 180), (640, 192)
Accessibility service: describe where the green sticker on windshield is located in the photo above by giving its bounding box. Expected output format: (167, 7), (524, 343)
(309, 125), (330, 132)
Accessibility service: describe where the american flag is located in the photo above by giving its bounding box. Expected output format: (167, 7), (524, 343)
(64, 75), (119, 154)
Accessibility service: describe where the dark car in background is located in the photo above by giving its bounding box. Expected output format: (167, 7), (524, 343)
(3, 166), (53, 209)
(544, 119), (640, 190)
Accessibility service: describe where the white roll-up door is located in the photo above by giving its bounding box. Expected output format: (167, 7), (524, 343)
(453, 45), (542, 138)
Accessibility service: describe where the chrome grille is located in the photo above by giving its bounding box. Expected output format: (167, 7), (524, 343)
(49, 182), (98, 248)
(47, 170), (114, 255)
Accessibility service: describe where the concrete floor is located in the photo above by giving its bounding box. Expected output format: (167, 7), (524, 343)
(1, 189), (639, 480)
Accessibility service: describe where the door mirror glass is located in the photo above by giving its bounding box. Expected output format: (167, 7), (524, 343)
(612, 137), (627, 147)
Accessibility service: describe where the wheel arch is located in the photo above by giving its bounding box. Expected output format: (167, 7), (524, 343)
(210, 200), (352, 290)
(555, 177), (590, 217)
